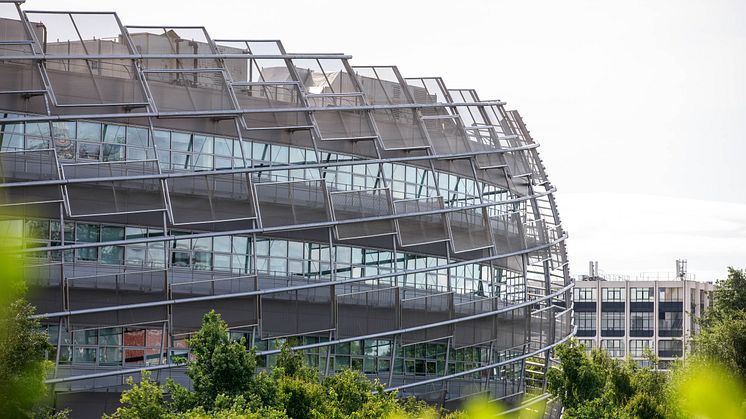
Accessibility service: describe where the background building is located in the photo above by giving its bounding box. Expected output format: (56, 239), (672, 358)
(0, 2), (572, 417)
(574, 260), (713, 368)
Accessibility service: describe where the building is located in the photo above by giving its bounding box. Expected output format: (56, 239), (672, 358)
(0, 2), (572, 416)
(574, 261), (714, 368)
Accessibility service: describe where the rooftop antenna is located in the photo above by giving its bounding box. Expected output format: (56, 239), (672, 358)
(589, 261), (599, 280)
(676, 259), (687, 281)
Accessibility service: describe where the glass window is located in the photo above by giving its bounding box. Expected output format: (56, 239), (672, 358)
(103, 143), (125, 162)
(25, 121), (50, 139)
(100, 226), (125, 265)
(576, 312), (596, 331)
(73, 329), (97, 345)
(126, 126), (149, 160)
(630, 287), (654, 302)
(103, 125), (126, 161)
(0, 120), (25, 151)
(52, 121), (76, 160)
(72, 347), (96, 363)
(630, 312), (653, 331)
(629, 340), (652, 358)
(78, 141), (101, 160)
(103, 124), (126, 144)
(574, 288), (596, 302)
(601, 288), (625, 302)
(77, 122), (102, 142)
(75, 223), (99, 261)
(125, 227), (147, 266)
(659, 287), (683, 302)
(601, 312), (625, 332)
(172, 251), (190, 268)
(100, 347), (123, 366)
(99, 328), (122, 346)
(659, 311), (683, 335)
(658, 340), (683, 358)
(24, 219), (50, 240)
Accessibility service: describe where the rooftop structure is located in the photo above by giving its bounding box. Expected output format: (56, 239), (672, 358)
(0, 2), (572, 416)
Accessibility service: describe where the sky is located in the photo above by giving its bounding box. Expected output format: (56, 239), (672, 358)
(11, 0), (746, 281)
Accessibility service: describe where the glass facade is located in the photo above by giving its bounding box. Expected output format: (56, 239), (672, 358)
(0, 8), (571, 409)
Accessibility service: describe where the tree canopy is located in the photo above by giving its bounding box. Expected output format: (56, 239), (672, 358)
(106, 310), (443, 419)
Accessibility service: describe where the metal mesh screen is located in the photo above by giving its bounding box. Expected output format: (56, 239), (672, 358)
(144, 69), (237, 113)
(330, 188), (396, 240)
(453, 297), (497, 348)
(504, 150), (532, 178)
(448, 206), (493, 253)
(260, 287), (332, 338)
(490, 212), (525, 254)
(25, 261), (64, 313)
(400, 291), (452, 345)
(166, 172), (254, 225)
(24, 12), (148, 107)
(255, 179), (330, 227)
(371, 108), (430, 150)
(423, 116), (470, 155)
(314, 107), (376, 141)
(66, 268), (167, 326)
(336, 287), (397, 338)
(0, 149), (62, 206)
(63, 160), (165, 217)
(494, 309), (528, 353)
(394, 197), (450, 247)
(171, 272), (258, 332)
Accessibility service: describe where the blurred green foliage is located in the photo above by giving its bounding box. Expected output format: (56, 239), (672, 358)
(0, 222), (67, 418)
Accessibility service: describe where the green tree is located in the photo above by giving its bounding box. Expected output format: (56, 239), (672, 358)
(710, 267), (746, 316)
(0, 299), (54, 419)
(546, 340), (670, 418)
(0, 227), (57, 418)
(105, 371), (168, 419)
(186, 310), (257, 409)
(694, 268), (746, 379)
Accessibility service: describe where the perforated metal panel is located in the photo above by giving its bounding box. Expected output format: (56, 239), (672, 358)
(0, 149), (62, 207)
(337, 287), (398, 338)
(400, 292), (452, 345)
(260, 287), (332, 338)
(63, 160), (165, 217)
(172, 273), (258, 332)
(448, 206), (494, 253)
(330, 187), (396, 240)
(254, 179), (330, 227)
(394, 197), (450, 247)
(453, 297), (497, 348)
(166, 172), (254, 225)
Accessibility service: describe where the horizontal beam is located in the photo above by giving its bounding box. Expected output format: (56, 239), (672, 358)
(0, 100), (507, 123)
(0, 53), (354, 60)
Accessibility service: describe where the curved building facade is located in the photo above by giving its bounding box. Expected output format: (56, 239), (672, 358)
(0, 2), (573, 416)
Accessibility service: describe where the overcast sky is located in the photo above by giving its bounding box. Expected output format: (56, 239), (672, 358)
(15, 0), (746, 281)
